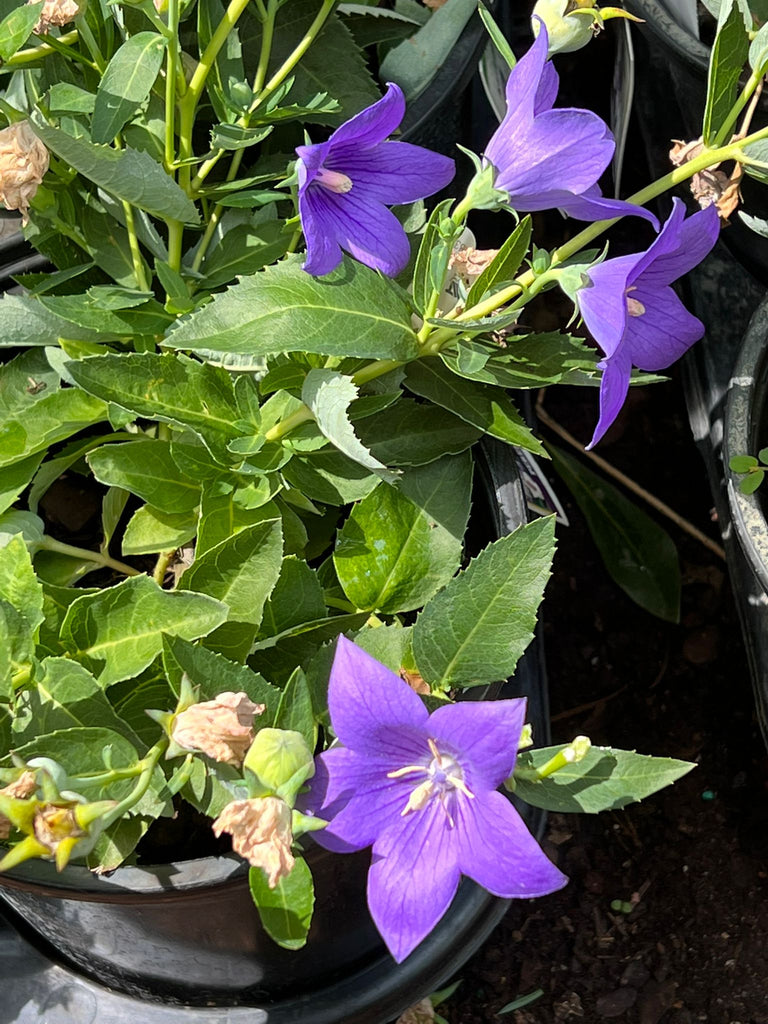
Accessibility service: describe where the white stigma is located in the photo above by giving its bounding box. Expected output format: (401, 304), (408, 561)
(315, 167), (353, 194)
(387, 738), (474, 827)
(625, 288), (645, 317)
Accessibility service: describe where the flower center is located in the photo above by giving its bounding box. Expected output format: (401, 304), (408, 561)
(625, 287), (645, 317)
(387, 738), (474, 826)
(315, 167), (353, 194)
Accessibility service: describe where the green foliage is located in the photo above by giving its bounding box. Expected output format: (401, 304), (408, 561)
(92, 33), (167, 144)
(249, 856), (315, 950)
(514, 746), (695, 814)
(702, 0), (751, 144)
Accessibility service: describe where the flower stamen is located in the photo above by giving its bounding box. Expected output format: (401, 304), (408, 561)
(315, 167), (353, 194)
(388, 738), (475, 821)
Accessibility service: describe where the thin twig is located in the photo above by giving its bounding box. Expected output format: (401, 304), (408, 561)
(535, 394), (726, 562)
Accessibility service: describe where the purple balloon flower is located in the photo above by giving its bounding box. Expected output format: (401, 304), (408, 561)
(484, 21), (656, 226)
(306, 636), (567, 963)
(578, 198), (720, 448)
(295, 85), (455, 277)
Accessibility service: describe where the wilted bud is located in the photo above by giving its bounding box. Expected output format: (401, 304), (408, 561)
(0, 121), (49, 225)
(29, 0), (80, 36)
(449, 246), (499, 290)
(0, 771), (37, 840)
(171, 691), (265, 767)
(212, 796), (295, 887)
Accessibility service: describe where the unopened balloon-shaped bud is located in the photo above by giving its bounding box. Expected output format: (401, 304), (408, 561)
(243, 729), (315, 805)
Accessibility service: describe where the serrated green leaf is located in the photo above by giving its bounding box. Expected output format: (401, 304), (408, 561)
(165, 256), (417, 362)
(282, 449), (379, 506)
(405, 358), (545, 455)
(0, 534), (43, 638)
(274, 668), (315, 751)
(37, 293), (171, 336)
(91, 32), (166, 144)
(161, 634), (280, 715)
(413, 199), (454, 315)
(334, 453), (471, 614)
(60, 576), (228, 686)
(0, 292), (104, 348)
(549, 444), (681, 623)
(466, 216), (531, 308)
(259, 557), (327, 638)
(514, 745), (695, 813)
(122, 504), (198, 556)
(47, 83), (96, 114)
(703, 0), (751, 144)
(413, 516), (555, 687)
(0, 386), (107, 468)
(302, 369), (399, 484)
(355, 398), (481, 465)
(249, 612), (368, 685)
(200, 220), (292, 290)
(87, 440), (202, 513)
(179, 520), (283, 628)
(249, 856), (315, 950)
(30, 118), (200, 225)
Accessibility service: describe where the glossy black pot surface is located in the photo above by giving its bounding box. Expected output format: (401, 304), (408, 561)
(0, 440), (551, 1024)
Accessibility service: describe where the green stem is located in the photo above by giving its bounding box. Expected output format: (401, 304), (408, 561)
(121, 199), (150, 291)
(74, 15), (106, 73)
(164, 0), (181, 172)
(253, 0), (278, 95)
(40, 536), (141, 577)
(5, 30), (79, 68)
(167, 219), (184, 273)
(101, 740), (169, 829)
(264, 405), (314, 442)
(153, 549), (176, 586)
(250, 0), (336, 112)
(713, 67), (763, 148)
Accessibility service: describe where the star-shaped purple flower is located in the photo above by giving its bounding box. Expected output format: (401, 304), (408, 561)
(484, 22), (656, 226)
(305, 636), (567, 963)
(296, 85), (455, 277)
(578, 198), (720, 448)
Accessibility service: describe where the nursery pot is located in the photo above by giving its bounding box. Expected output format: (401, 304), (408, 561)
(0, 440), (551, 1024)
(723, 294), (768, 732)
(624, 0), (768, 283)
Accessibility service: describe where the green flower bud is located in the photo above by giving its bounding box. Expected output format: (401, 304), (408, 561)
(243, 729), (315, 805)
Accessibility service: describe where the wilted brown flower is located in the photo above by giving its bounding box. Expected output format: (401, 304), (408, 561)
(171, 691), (265, 766)
(399, 667), (430, 695)
(0, 121), (49, 225)
(30, 0), (80, 35)
(396, 999), (435, 1024)
(669, 136), (742, 223)
(449, 245), (499, 288)
(0, 771), (37, 840)
(212, 797), (294, 887)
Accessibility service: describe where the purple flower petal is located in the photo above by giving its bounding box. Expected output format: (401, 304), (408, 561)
(368, 802), (462, 962)
(498, 19), (550, 124)
(555, 186), (659, 228)
(578, 252), (640, 359)
(325, 141), (455, 205)
(534, 57), (559, 115)
(623, 283), (705, 370)
(328, 83), (406, 150)
(328, 637), (429, 754)
(326, 191), (413, 275)
(428, 698), (527, 791)
(298, 187), (345, 276)
(455, 791), (568, 897)
(586, 350), (633, 450)
(630, 201), (720, 289)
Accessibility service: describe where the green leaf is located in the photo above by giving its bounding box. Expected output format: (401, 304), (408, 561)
(122, 504), (198, 556)
(729, 453), (759, 472)
(161, 634), (280, 714)
(442, 333), (598, 389)
(37, 293), (171, 336)
(210, 123), (273, 150)
(198, 0), (245, 123)
(274, 667), (315, 752)
(87, 818), (148, 872)
(259, 557), (326, 638)
(282, 449), (379, 506)
(740, 470), (764, 494)
(334, 453), (471, 614)
(91, 32), (166, 144)
(60, 576), (228, 686)
(87, 440), (202, 513)
(302, 369), (399, 484)
(702, 0), (751, 145)
(353, 622), (413, 674)
(0, 292), (106, 348)
(200, 220), (292, 290)
(0, 534), (44, 636)
(249, 856), (315, 950)
(355, 398), (481, 465)
(243, 0), (379, 125)
(39, 582), (97, 656)
(47, 83), (96, 114)
(465, 216), (531, 308)
(0, 386), (107, 468)
(380, 0), (478, 101)
(413, 516), (556, 688)
(0, 453), (43, 515)
(0, 2), (42, 61)
(30, 118), (200, 225)
(405, 359), (545, 456)
(340, 3), (421, 49)
(29, 433), (131, 514)
(165, 256), (417, 362)
(249, 612), (368, 685)
(514, 746), (695, 814)
(68, 352), (240, 459)
(549, 444), (681, 623)
(179, 520), (283, 628)
(413, 199), (454, 315)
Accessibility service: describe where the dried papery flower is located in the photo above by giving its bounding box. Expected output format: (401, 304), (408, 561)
(171, 691), (265, 766)
(29, 0), (80, 35)
(396, 999), (435, 1024)
(0, 121), (49, 225)
(0, 771), (37, 840)
(669, 137), (742, 222)
(449, 246), (499, 289)
(212, 797), (295, 887)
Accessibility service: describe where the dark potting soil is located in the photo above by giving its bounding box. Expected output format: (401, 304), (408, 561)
(442, 374), (768, 1023)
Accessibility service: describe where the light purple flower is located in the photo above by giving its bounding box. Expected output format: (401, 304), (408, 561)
(296, 86), (455, 277)
(305, 636), (567, 963)
(484, 22), (656, 226)
(579, 198), (720, 448)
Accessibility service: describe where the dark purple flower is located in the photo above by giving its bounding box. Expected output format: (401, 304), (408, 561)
(305, 637), (567, 963)
(483, 22), (656, 226)
(578, 198), (720, 448)
(296, 86), (455, 277)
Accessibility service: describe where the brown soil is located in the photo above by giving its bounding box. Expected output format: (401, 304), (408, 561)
(444, 376), (768, 1024)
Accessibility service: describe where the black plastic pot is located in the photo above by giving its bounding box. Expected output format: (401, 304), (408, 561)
(0, 439), (552, 1024)
(625, 0), (768, 284)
